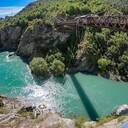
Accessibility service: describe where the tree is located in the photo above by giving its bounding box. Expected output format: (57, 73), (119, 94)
(30, 57), (48, 76)
(50, 59), (65, 76)
(98, 58), (111, 71)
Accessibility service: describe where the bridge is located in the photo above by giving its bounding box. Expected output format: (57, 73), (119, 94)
(55, 15), (128, 31)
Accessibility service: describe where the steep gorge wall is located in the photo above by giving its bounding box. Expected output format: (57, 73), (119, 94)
(0, 24), (71, 57)
(17, 24), (71, 57)
(0, 26), (22, 50)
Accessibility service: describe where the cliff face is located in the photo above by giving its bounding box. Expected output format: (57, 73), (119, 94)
(17, 24), (70, 57)
(0, 23), (71, 57)
(0, 26), (22, 49)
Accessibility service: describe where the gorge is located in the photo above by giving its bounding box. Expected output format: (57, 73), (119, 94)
(0, 0), (128, 127)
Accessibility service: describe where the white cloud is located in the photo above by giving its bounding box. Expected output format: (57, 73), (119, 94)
(0, 7), (24, 18)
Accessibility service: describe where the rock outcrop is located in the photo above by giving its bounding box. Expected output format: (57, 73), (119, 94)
(0, 95), (76, 128)
(17, 24), (70, 57)
(0, 96), (128, 128)
(70, 56), (97, 73)
(0, 98), (4, 107)
(0, 26), (22, 49)
(115, 104), (128, 116)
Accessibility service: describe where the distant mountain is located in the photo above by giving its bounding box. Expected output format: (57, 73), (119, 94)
(0, 18), (3, 20)
(18, 0), (38, 15)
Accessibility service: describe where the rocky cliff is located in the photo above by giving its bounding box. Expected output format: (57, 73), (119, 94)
(0, 24), (69, 56)
(17, 24), (71, 57)
(0, 21), (97, 75)
(0, 26), (22, 50)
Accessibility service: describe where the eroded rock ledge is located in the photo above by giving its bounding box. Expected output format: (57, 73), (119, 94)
(0, 95), (128, 128)
(0, 95), (76, 128)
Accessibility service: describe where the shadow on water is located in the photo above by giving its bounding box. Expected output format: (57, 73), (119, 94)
(70, 74), (99, 120)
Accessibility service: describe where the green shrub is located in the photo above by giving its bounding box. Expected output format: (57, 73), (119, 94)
(46, 54), (56, 64)
(108, 32), (128, 55)
(30, 57), (48, 76)
(98, 58), (111, 71)
(54, 52), (65, 62)
(118, 52), (128, 77)
(109, 32), (128, 45)
(30, 52), (65, 76)
(28, 18), (43, 26)
(50, 59), (65, 76)
(86, 28), (128, 80)
(46, 52), (64, 64)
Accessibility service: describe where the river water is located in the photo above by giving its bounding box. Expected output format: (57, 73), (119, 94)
(0, 51), (128, 120)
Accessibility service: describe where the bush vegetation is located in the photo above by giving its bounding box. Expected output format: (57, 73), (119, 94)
(98, 58), (111, 71)
(30, 57), (49, 76)
(30, 52), (65, 76)
(86, 28), (128, 80)
(0, 0), (124, 28)
(50, 59), (65, 76)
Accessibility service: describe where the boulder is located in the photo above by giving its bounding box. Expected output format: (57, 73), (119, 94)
(69, 56), (97, 73)
(18, 105), (36, 113)
(82, 121), (96, 128)
(115, 104), (128, 116)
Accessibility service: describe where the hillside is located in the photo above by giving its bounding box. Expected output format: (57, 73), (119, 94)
(0, 0), (126, 28)
(0, 0), (127, 81)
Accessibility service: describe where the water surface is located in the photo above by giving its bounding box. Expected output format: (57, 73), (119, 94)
(0, 51), (128, 120)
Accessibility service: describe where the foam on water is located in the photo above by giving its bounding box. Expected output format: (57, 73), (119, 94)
(18, 75), (83, 115)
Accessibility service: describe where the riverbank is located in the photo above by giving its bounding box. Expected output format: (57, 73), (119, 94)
(0, 95), (75, 128)
(0, 95), (128, 128)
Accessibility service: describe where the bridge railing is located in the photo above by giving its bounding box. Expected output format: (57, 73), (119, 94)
(54, 15), (128, 31)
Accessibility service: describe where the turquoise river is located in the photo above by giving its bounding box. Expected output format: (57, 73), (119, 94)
(0, 51), (128, 120)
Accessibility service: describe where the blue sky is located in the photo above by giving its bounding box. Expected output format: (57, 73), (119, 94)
(0, 0), (36, 17)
